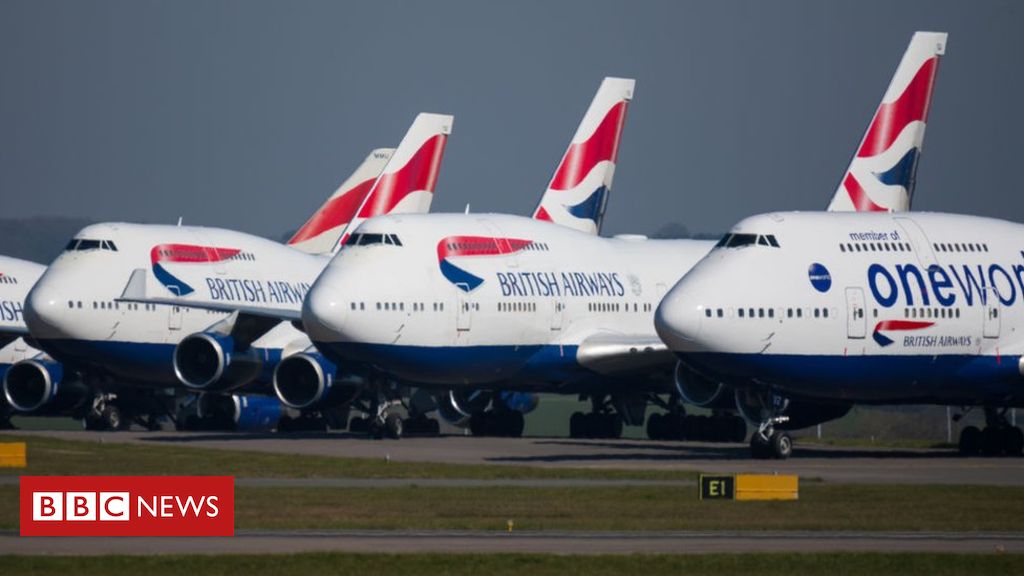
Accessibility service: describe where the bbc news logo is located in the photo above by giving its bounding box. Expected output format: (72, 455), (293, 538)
(20, 476), (234, 536)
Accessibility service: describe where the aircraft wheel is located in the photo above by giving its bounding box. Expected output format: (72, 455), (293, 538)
(83, 413), (106, 431)
(981, 426), (1003, 456)
(770, 431), (793, 460)
(646, 413), (663, 440)
(348, 416), (370, 434)
(506, 412), (525, 438)
(384, 413), (404, 439)
(1005, 427), (1024, 456)
(959, 426), (982, 456)
(102, 405), (126, 431)
(569, 412), (585, 438)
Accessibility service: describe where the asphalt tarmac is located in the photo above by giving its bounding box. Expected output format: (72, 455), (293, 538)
(8, 429), (1024, 485)
(2, 530), (1022, 555)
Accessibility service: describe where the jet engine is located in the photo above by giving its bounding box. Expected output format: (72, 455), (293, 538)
(673, 360), (732, 408)
(273, 352), (359, 410)
(436, 389), (492, 427)
(174, 332), (263, 392)
(197, 393), (283, 432)
(3, 358), (90, 414)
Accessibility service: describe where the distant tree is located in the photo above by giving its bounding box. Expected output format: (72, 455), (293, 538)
(651, 222), (720, 240)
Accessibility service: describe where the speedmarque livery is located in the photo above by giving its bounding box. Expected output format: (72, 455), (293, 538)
(656, 211), (1024, 459)
(11, 112), (449, 431)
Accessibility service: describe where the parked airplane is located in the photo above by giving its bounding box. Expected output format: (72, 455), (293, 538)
(291, 33), (947, 440)
(119, 79), (635, 438)
(8, 117), (446, 431)
(0, 256), (46, 427)
(655, 211), (1024, 459)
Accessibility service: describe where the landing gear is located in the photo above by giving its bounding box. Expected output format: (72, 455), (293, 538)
(277, 414), (328, 433)
(749, 416), (792, 460)
(958, 407), (1023, 457)
(81, 395), (132, 431)
(470, 410), (525, 437)
(568, 411), (622, 439)
(646, 411), (747, 442)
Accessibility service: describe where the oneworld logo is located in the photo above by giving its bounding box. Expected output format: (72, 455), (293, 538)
(20, 476), (234, 537)
(808, 263), (832, 293)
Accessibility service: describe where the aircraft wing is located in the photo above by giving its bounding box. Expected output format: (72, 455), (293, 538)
(117, 268), (302, 322)
(0, 327), (28, 350)
(575, 333), (676, 376)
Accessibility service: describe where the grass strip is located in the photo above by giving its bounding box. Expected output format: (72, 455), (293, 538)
(1, 552), (1023, 576)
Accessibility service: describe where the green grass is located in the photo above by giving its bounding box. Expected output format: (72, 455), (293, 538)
(0, 433), (694, 481)
(2, 483), (1022, 532)
(1, 553), (1022, 576)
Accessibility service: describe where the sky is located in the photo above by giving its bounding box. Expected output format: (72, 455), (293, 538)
(1, 0), (1022, 240)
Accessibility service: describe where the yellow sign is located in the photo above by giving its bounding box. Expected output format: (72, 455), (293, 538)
(0, 442), (26, 468)
(735, 474), (798, 501)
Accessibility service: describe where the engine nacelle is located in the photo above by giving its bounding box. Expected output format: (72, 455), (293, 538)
(674, 361), (731, 408)
(498, 391), (540, 414)
(273, 352), (359, 410)
(436, 389), (492, 427)
(197, 393), (283, 432)
(174, 332), (262, 393)
(3, 358), (89, 414)
(735, 388), (852, 430)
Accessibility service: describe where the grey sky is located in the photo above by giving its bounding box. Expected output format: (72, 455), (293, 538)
(1, 0), (1022, 241)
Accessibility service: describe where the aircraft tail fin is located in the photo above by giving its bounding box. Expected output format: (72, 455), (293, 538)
(287, 148), (394, 254)
(334, 113), (453, 252)
(532, 77), (634, 234)
(827, 31), (947, 212)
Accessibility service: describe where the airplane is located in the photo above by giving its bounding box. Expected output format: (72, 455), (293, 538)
(290, 32), (947, 441)
(648, 30), (948, 443)
(655, 211), (1024, 460)
(117, 78), (635, 438)
(7, 113), (448, 431)
(0, 255), (46, 427)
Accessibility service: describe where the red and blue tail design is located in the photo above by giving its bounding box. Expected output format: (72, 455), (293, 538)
(872, 319), (934, 347)
(287, 149), (393, 255)
(338, 113), (452, 249)
(828, 32), (946, 213)
(533, 77), (634, 235)
(150, 244), (241, 296)
(437, 236), (533, 292)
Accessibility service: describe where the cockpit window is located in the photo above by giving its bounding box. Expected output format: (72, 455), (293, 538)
(64, 238), (117, 252)
(347, 233), (402, 247)
(715, 233), (780, 249)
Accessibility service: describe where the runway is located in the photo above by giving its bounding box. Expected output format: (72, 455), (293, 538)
(2, 530), (1022, 555)
(7, 429), (1024, 485)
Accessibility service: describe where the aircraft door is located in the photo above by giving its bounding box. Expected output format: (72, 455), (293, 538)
(168, 304), (183, 331)
(550, 300), (563, 331)
(845, 287), (866, 339)
(983, 287), (1001, 339)
(456, 294), (472, 332)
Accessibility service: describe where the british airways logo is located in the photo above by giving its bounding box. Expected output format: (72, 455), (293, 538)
(871, 320), (934, 347)
(437, 236), (533, 292)
(151, 244), (241, 296)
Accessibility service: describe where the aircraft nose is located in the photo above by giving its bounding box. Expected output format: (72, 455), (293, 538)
(301, 279), (348, 343)
(654, 282), (705, 353)
(24, 281), (67, 339)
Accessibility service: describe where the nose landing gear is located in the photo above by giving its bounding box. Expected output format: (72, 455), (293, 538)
(750, 415), (792, 460)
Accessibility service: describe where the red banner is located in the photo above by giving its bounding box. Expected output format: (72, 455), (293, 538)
(20, 476), (234, 536)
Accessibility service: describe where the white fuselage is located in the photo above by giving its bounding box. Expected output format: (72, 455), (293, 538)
(0, 255), (45, 369)
(25, 223), (323, 386)
(303, 213), (714, 389)
(656, 211), (1024, 405)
